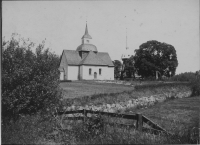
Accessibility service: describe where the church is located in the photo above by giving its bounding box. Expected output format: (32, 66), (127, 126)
(58, 24), (114, 81)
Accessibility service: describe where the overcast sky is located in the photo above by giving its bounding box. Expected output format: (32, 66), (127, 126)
(2, 0), (199, 74)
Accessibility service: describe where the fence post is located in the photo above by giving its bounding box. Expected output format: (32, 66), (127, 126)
(136, 113), (143, 132)
(82, 109), (87, 131)
(83, 109), (87, 123)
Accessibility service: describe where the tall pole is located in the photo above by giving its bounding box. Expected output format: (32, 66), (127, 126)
(126, 28), (127, 49)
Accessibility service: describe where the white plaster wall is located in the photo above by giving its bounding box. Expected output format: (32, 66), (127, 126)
(68, 66), (79, 80)
(107, 67), (114, 80)
(82, 65), (114, 80)
(80, 65), (83, 80)
(60, 72), (64, 80)
(59, 52), (68, 80)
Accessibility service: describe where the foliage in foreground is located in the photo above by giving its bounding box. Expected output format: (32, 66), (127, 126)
(2, 34), (61, 122)
(2, 112), (56, 144)
(2, 108), (199, 144)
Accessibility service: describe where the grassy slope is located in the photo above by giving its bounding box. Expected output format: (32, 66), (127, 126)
(125, 96), (199, 134)
(64, 96), (199, 144)
(84, 96), (199, 144)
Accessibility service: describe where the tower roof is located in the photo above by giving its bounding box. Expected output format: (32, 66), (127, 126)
(82, 23), (92, 39)
(76, 44), (97, 52)
(121, 47), (132, 60)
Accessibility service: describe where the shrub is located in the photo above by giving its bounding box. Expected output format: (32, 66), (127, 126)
(191, 79), (200, 97)
(2, 33), (62, 122)
(1, 113), (56, 144)
(169, 72), (196, 82)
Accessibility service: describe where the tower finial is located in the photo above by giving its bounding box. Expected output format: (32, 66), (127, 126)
(126, 28), (128, 50)
(85, 23), (88, 35)
(82, 21), (92, 39)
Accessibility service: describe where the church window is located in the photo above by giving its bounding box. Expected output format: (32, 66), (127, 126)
(89, 68), (92, 75)
(99, 69), (102, 75)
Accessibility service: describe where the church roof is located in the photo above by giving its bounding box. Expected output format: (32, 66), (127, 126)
(58, 66), (64, 71)
(96, 52), (114, 66)
(62, 50), (114, 67)
(82, 24), (92, 39)
(80, 51), (107, 66)
(76, 44), (98, 52)
(63, 50), (81, 65)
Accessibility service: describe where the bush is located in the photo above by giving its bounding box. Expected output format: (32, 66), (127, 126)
(169, 72), (196, 82)
(191, 79), (200, 97)
(2, 34), (62, 122)
(2, 113), (56, 144)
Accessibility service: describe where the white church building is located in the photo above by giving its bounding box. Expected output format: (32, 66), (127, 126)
(58, 24), (114, 81)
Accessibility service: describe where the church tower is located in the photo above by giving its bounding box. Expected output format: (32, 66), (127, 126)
(76, 23), (98, 59)
(81, 23), (92, 44)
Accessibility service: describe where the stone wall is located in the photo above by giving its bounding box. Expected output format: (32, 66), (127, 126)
(63, 89), (192, 115)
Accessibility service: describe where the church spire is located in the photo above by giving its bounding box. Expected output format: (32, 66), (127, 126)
(82, 22), (92, 39)
(85, 23), (89, 35)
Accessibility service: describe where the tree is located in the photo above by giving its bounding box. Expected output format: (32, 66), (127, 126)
(134, 40), (178, 79)
(124, 56), (135, 78)
(2, 33), (61, 122)
(195, 70), (200, 79)
(113, 60), (122, 78)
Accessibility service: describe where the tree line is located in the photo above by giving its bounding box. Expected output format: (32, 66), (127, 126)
(113, 40), (179, 80)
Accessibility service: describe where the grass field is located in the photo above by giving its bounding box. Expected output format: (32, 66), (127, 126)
(125, 96), (199, 131)
(59, 80), (135, 98)
(60, 80), (191, 107)
(59, 80), (173, 98)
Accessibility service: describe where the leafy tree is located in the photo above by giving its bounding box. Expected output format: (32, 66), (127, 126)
(124, 56), (135, 78)
(134, 40), (178, 79)
(2, 33), (61, 122)
(113, 60), (122, 78)
(195, 70), (200, 79)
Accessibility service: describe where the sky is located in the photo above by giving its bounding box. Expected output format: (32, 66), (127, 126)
(2, 0), (199, 74)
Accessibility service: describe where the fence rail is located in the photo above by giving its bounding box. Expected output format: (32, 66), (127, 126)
(57, 109), (171, 135)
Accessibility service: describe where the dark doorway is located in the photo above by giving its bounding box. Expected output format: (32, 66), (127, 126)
(94, 72), (97, 79)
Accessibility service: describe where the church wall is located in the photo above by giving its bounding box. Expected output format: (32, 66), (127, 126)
(107, 67), (114, 80)
(59, 52), (68, 80)
(68, 65), (79, 80)
(81, 65), (114, 80)
(79, 66), (83, 80)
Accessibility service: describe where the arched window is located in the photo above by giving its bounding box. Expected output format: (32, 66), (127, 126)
(99, 68), (102, 75)
(89, 68), (92, 75)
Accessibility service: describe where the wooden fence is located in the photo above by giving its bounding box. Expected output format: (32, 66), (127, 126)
(57, 109), (172, 135)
